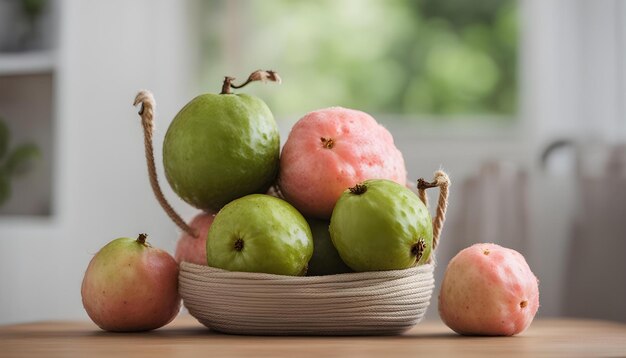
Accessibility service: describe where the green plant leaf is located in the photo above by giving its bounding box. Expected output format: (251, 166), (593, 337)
(0, 171), (10, 207)
(0, 118), (8, 160)
(21, 0), (47, 18)
(6, 143), (40, 176)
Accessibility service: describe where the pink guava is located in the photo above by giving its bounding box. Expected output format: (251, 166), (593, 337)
(174, 212), (215, 265)
(438, 243), (539, 336)
(279, 107), (407, 219)
(81, 234), (181, 331)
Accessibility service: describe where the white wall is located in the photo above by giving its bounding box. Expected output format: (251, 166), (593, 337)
(0, 0), (197, 324)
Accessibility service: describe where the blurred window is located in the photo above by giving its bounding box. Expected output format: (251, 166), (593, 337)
(200, 0), (518, 121)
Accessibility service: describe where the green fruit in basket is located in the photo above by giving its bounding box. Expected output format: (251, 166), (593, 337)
(206, 194), (313, 275)
(330, 179), (433, 271)
(306, 218), (353, 276)
(163, 71), (281, 212)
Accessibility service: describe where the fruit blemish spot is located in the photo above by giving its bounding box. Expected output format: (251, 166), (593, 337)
(520, 300), (528, 308)
(483, 249), (490, 256)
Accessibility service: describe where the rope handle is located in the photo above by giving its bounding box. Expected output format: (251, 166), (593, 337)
(416, 170), (450, 252)
(132, 71), (279, 238)
(133, 91), (197, 237)
(132, 89), (449, 250)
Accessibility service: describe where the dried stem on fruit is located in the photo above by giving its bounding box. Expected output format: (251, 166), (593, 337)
(234, 238), (244, 252)
(133, 90), (197, 238)
(136, 233), (152, 246)
(220, 70), (282, 95)
(349, 183), (368, 195)
(320, 137), (335, 149)
(137, 233), (148, 244)
(411, 238), (426, 262)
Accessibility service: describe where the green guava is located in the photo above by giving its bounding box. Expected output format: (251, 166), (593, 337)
(163, 89), (280, 211)
(206, 194), (313, 276)
(329, 179), (433, 271)
(306, 218), (353, 276)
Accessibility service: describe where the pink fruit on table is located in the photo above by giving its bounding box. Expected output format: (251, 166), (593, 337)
(279, 107), (407, 219)
(174, 212), (215, 265)
(81, 234), (181, 332)
(438, 243), (539, 336)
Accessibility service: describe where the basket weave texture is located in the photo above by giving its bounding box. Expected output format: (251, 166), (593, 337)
(178, 171), (449, 336)
(179, 262), (435, 335)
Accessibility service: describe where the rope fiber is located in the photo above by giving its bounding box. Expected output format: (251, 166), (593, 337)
(180, 262), (435, 335)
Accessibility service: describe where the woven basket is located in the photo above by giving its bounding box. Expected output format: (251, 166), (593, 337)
(177, 171), (450, 336)
(131, 93), (450, 335)
(179, 262), (435, 335)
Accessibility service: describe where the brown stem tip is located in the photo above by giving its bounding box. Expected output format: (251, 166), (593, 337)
(417, 178), (439, 190)
(234, 238), (244, 252)
(349, 183), (367, 195)
(137, 233), (148, 245)
(411, 238), (426, 262)
(320, 137), (335, 149)
(220, 70), (281, 94)
(221, 76), (236, 95)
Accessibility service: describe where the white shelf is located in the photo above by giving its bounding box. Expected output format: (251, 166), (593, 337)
(0, 51), (56, 76)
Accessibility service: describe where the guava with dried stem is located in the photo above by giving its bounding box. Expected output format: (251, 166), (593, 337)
(206, 194), (313, 276)
(279, 107), (407, 219)
(330, 179), (432, 271)
(163, 71), (281, 212)
(81, 234), (181, 332)
(132, 71), (280, 260)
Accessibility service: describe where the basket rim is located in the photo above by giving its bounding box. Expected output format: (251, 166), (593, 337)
(180, 261), (434, 282)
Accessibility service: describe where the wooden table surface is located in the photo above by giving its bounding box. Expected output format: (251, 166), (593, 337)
(1, 315), (625, 358)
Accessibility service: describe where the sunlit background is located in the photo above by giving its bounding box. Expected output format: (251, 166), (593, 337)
(0, 0), (625, 325)
(200, 0), (518, 118)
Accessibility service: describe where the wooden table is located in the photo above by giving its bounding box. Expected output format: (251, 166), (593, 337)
(1, 315), (625, 357)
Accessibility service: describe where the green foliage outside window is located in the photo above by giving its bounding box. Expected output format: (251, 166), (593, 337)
(200, 0), (518, 120)
(0, 119), (40, 206)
